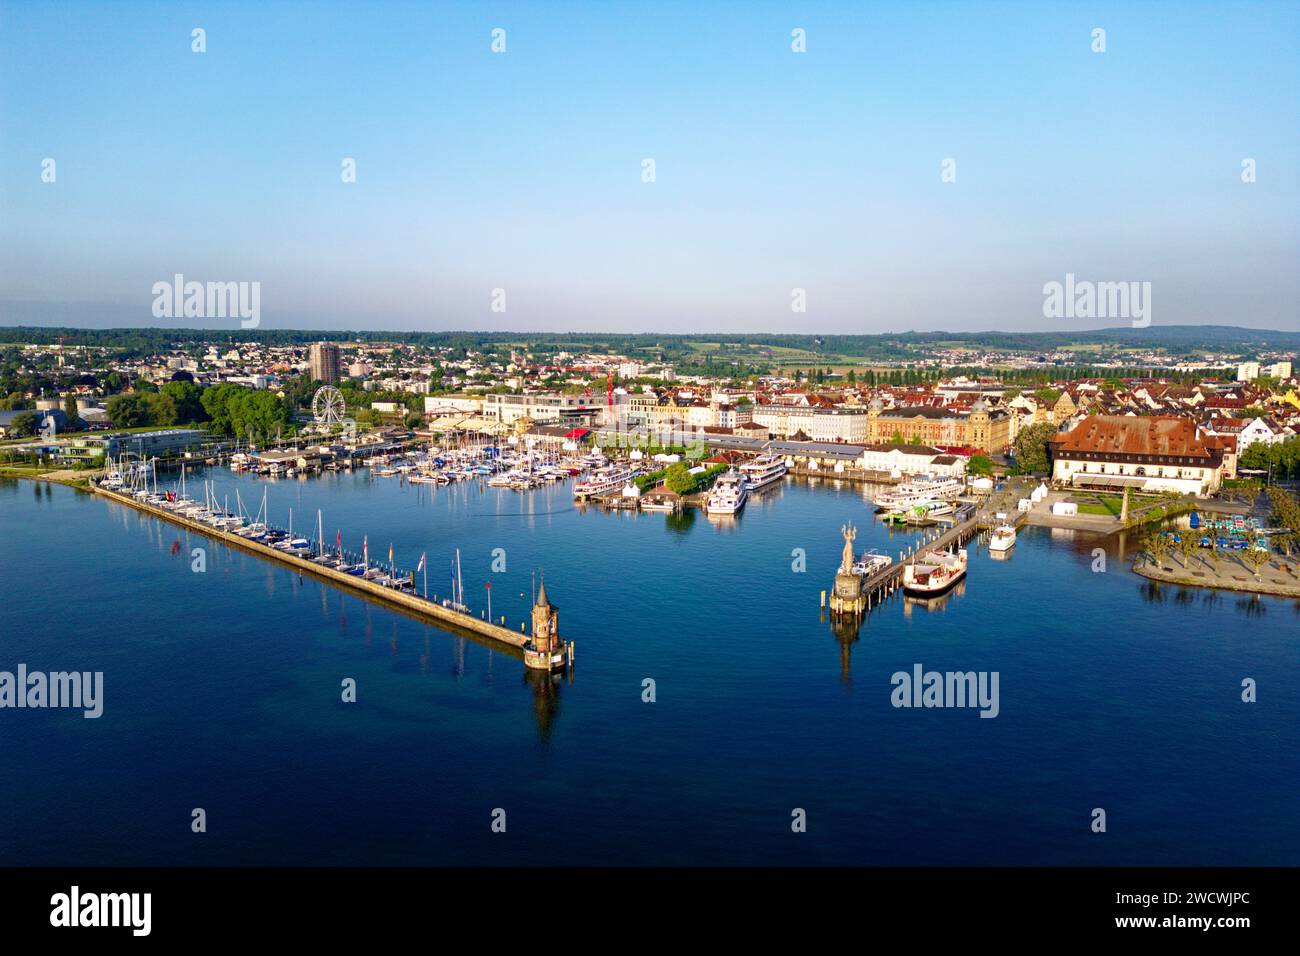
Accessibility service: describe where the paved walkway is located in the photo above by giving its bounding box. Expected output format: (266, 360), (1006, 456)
(1132, 552), (1300, 598)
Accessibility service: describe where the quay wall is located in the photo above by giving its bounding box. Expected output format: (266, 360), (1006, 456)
(92, 486), (532, 652)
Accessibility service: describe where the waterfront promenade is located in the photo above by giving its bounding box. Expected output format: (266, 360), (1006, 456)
(1132, 551), (1300, 598)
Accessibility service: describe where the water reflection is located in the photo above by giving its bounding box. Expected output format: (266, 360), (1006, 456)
(664, 508), (696, 534)
(1236, 595), (1267, 617)
(902, 579), (966, 617)
(524, 667), (563, 743)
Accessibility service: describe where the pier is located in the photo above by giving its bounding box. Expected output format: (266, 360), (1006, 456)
(828, 505), (1026, 614)
(91, 484), (572, 662)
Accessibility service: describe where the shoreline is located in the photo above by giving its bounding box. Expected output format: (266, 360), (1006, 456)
(1131, 555), (1300, 599)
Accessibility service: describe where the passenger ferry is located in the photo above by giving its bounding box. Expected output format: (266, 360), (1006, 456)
(574, 465), (639, 498)
(874, 474), (964, 511)
(739, 452), (788, 491)
(902, 547), (968, 596)
(705, 470), (749, 515)
(851, 549), (893, 577)
(989, 524), (1017, 552)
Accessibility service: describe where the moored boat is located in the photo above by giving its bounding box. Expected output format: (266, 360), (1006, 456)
(903, 547), (968, 596)
(989, 525), (1017, 553)
(705, 469), (749, 515)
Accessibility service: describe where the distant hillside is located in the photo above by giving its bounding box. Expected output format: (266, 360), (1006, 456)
(0, 324), (1295, 358)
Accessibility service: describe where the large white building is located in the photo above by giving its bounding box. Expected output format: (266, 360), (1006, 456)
(859, 443), (968, 478)
(751, 405), (871, 443)
(1050, 416), (1225, 496)
(483, 392), (603, 425)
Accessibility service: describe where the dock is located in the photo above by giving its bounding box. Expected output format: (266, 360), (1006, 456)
(837, 506), (1027, 612)
(92, 485), (561, 657)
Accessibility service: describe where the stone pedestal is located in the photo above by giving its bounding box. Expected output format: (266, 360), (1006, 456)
(829, 570), (866, 617)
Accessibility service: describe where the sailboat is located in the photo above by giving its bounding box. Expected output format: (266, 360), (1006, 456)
(311, 509), (338, 567)
(445, 549), (470, 613)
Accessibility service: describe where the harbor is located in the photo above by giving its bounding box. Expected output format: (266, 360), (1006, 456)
(6, 462), (1299, 867)
(90, 480), (574, 671)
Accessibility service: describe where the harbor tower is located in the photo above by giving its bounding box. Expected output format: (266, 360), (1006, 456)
(524, 577), (566, 670)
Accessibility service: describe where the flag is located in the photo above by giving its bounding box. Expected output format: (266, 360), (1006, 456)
(417, 552), (426, 573)
(336, 530), (341, 550)
(363, 536), (368, 564)
(388, 543), (394, 564)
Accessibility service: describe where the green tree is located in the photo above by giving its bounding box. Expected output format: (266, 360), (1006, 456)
(968, 454), (994, 476)
(62, 392), (80, 428)
(664, 462), (698, 495)
(145, 391), (178, 427)
(6, 410), (39, 437)
(161, 380), (205, 423)
(1013, 422), (1057, 475)
(106, 393), (151, 428)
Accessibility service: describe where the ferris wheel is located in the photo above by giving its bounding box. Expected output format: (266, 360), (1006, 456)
(311, 385), (346, 426)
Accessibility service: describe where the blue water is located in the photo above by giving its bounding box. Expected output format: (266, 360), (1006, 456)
(1, 473), (1297, 865)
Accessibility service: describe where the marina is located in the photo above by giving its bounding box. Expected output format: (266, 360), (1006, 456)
(90, 480), (574, 671)
(5, 469), (1299, 867)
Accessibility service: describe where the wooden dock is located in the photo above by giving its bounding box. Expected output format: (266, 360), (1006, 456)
(851, 506), (1026, 611)
(93, 485), (546, 655)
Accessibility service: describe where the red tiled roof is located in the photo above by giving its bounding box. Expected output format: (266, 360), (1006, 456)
(1053, 416), (1213, 459)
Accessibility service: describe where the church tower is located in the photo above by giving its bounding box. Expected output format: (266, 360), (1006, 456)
(867, 397), (883, 443)
(968, 399), (990, 451)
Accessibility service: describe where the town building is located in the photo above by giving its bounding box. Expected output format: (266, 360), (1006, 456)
(483, 392), (603, 426)
(309, 343), (341, 385)
(1050, 415), (1224, 496)
(751, 404), (872, 443)
(866, 399), (1011, 453)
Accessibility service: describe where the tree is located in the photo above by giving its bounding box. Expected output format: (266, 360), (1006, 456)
(62, 392), (80, 429)
(161, 380), (205, 423)
(1013, 422), (1057, 475)
(1143, 531), (1172, 569)
(1241, 545), (1271, 580)
(664, 462), (697, 495)
(967, 454), (994, 476)
(106, 393), (151, 428)
(145, 392), (178, 427)
(6, 410), (38, 437)
(1176, 531), (1199, 569)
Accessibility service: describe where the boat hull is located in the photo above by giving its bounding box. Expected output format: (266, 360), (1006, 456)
(903, 567), (966, 597)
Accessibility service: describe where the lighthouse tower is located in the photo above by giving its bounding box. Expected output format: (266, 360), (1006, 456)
(531, 578), (559, 652)
(525, 576), (564, 670)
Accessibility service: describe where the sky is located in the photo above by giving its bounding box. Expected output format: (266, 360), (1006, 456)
(0, 0), (1297, 334)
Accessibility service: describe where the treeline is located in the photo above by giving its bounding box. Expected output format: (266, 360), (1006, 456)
(1241, 438), (1300, 481)
(103, 381), (292, 442)
(5, 325), (1296, 360)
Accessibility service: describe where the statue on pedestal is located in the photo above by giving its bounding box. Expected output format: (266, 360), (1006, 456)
(840, 522), (857, 574)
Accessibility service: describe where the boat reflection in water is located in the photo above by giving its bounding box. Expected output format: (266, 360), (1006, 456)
(902, 579), (967, 617)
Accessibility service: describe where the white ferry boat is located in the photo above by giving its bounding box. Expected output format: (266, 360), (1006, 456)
(851, 549), (893, 577)
(906, 499), (955, 519)
(705, 470), (749, 515)
(874, 474), (965, 510)
(902, 547), (968, 596)
(739, 452), (788, 491)
(989, 525), (1017, 553)
(574, 465), (639, 497)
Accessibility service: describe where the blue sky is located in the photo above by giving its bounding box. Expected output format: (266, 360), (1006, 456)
(1, 0), (1296, 333)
